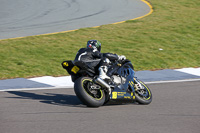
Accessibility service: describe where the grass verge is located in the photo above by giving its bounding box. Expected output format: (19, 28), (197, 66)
(0, 0), (199, 79)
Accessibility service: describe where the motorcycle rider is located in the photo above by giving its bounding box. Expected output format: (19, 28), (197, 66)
(74, 40), (126, 81)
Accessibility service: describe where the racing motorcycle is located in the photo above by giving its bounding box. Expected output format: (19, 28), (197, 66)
(62, 59), (152, 107)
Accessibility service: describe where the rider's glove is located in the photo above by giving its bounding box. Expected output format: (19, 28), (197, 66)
(118, 55), (126, 61)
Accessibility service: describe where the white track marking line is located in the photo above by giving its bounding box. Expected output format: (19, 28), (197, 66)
(1, 78), (200, 92)
(145, 78), (200, 84)
(28, 76), (73, 87)
(175, 68), (200, 76)
(0, 86), (72, 92)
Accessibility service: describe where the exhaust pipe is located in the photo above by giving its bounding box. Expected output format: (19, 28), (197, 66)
(94, 77), (111, 94)
(94, 77), (110, 88)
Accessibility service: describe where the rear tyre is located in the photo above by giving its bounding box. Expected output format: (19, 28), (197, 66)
(135, 79), (152, 105)
(74, 77), (105, 107)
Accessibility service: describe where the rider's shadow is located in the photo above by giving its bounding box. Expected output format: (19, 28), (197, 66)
(7, 91), (84, 107)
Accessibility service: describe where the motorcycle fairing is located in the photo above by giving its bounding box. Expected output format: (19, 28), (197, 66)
(110, 87), (135, 101)
(62, 60), (96, 76)
(117, 63), (135, 93)
(110, 64), (136, 102)
(62, 61), (77, 75)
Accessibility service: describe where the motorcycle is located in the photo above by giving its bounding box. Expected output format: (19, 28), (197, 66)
(62, 59), (152, 107)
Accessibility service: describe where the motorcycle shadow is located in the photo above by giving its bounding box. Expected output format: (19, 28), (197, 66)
(7, 91), (85, 108)
(7, 91), (139, 108)
(105, 100), (138, 106)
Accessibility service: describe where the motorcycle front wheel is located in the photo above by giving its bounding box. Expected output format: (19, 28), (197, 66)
(134, 79), (152, 105)
(74, 77), (106, 107)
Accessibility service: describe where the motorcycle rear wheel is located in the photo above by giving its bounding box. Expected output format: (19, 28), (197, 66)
(74, 77), (106, 107)
(135, 79), (152, 105)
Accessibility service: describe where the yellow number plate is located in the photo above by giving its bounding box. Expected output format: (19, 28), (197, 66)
(112, 92), (117, 99)
(71, 66), (80, 74)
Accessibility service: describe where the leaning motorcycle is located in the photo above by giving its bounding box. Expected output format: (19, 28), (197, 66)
(62, 59), (152, 107)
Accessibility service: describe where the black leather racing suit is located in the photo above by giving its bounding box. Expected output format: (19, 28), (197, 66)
(74, 48), (118, 72)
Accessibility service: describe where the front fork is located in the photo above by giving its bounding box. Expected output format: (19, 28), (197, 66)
(134, 78), (148, 97)
(134, 78), (144, 91)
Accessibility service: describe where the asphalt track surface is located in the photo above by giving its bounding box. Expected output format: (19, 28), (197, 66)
(0, 81), (200, 133)
(0, 0), (150, 39)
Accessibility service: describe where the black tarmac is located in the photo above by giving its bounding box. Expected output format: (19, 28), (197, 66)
(0, 81), (200, 133)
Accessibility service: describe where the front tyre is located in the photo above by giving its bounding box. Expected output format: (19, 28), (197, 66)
(74, 77), (105, 107)
(134, 79), (152, 105)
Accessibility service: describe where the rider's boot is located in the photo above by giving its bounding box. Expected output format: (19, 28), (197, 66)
(96, 66), (112, 94)
(98, 66), (110, 80)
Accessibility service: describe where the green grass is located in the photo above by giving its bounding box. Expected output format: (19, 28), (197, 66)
(0, 0), (199, 79)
